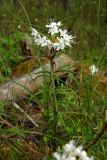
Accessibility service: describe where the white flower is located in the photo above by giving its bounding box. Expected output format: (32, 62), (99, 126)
(56, 37), (65, 51)
(90, 65), (98, 75)
(31, 28), (38, 37)
(53, 152), (61, 160)
(31, 21), (74, 51)
(57, 22), (62, 26)
(59, 29), (67, 36)
(46, 21), (62, 35)
(74, 146), (83, 156)
(46, 22), (59, 35)
(79, 151), (87, 159)
(63, 144), (73, 153)
(49, 27), (59, 35)
(53, 140), (94, 160)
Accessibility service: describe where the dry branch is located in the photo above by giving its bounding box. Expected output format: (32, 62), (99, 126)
(0, 54), (75, 102)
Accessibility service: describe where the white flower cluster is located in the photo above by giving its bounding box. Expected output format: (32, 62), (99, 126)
(53, 140), (94, 160)
(31, 21), (74, 51)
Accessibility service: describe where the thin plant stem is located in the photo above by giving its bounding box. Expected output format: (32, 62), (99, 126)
(97, 0), (101, 31)
(17, 0), (32, 27)
(50, 56), (58, 150)
(85, 122), (107, 151)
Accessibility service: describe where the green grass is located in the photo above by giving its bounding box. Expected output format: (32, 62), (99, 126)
(0, 0), (107, 159)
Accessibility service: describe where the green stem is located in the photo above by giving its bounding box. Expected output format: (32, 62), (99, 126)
(50, 58), (57, 150)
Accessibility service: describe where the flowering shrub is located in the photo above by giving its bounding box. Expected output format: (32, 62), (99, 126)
(53, 140), (94, 160)
(31, 21), (74, 51)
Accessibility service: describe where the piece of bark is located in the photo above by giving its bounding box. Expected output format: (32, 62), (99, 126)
(0, 54), (75, 102)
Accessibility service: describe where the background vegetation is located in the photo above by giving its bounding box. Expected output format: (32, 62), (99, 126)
(0, 0), (107, 159)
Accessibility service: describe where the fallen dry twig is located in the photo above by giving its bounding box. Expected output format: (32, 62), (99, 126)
(13, 103), (39, 127)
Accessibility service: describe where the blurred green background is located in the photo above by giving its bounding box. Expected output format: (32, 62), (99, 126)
(0, 1), (107, 159)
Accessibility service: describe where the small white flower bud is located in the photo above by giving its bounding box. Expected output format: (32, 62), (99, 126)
(57, 22), (62, 26)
